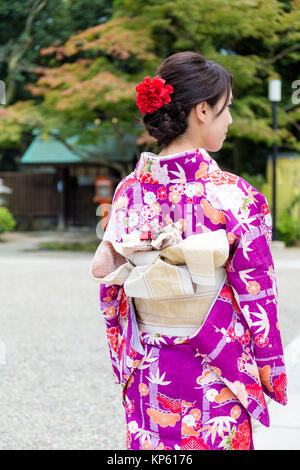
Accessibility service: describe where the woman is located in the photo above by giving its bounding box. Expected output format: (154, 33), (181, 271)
(90, 51), (287, 450)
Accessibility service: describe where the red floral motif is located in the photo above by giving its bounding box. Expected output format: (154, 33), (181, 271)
(220, 284), (232, 301)
(157, 393), (181, 413)
(125, 399), (135, 417)
(231, 419), (251, 450)
(141, 204), (156, 220)
(261, 203), (270, 215)
(126, 426), (131, 449)
(220, 284), (241, 312)
(246, 383), (266, 406)
(237, 357), (247, 372)
(221, 281), (241, 311)
(171, 182), (187, 194)
(255, 334), (269, 348)
(120, 297), (128, 318)
(195, 418), (202, 431)
(157, 186), (167, 199)
(119, 338), (126, 361)
(107, 326), (118, 354)
(228, 327), (236, 342)
(180, 436), (210, 450)
(210, 169), (238, 186)
(273, 373), (287, 404)
(129, 345), (137, 359)
(237, 332), (250, 346)
(107, 286), (118, 298)
(136, 76), (174, 114)
(140, 173), (159, 184)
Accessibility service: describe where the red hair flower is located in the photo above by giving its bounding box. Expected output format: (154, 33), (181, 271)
(136, 75), (174, 114)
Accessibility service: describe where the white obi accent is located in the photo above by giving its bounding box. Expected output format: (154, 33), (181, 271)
(90, 222), (230, 335)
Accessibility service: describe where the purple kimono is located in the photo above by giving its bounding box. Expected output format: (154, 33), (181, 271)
(92, 148), (287, 450)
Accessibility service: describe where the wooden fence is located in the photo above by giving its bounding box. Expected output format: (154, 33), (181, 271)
(0, 172), (59, 217)
(0, 171), (99, 227)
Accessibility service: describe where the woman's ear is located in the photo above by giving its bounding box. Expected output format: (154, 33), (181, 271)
(194, 101), (209, 123)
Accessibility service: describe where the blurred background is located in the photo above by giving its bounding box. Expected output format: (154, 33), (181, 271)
(0, 0), (300, 241)
(0, 0), (299, 450)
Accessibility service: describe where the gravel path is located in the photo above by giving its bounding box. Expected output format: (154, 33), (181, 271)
(0, 234), (299, 449)
(0, 248), (125, 450)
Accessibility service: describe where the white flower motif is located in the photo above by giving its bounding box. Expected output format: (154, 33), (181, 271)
(182, 414), (196, 427)
(185, 184), (196, 198)
(173, 182), (186, 194)
(206, 182), (245, 213)
(128, 421), (139, 433)
(144, 191), (157, 204)
(205, 388), (219, 402)
(234, 322), (244, 337)
(151, 163), (170, 184)
(141, 204), (155, 220)
(264, 213), (272, 227)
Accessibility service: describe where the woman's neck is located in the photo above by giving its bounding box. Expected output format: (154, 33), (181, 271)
(158, 139), (205, 157)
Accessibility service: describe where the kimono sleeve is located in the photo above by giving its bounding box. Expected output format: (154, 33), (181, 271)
(226, 190), (287, 406)
(91, 182), (129, 385)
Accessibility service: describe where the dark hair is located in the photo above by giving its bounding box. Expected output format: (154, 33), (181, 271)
(142, 51), (233, 147)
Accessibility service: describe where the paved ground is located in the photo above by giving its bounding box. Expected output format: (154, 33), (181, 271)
(0, 230), (126, 450)
(0, 230), (299, 450)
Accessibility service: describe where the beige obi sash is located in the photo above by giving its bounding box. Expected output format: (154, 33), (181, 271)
(90, 222), (230, 335)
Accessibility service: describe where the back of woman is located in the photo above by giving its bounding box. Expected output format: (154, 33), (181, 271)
(90, 51), (287, 451)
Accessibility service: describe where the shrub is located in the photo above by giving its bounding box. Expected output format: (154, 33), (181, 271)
(277, 212), (300, 246)
(0, 207), (16, 234)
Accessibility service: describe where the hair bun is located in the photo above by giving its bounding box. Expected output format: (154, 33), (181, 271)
(140, 51), (232, 148)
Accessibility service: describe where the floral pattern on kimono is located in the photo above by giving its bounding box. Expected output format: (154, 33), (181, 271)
(93, 147), (287, 447)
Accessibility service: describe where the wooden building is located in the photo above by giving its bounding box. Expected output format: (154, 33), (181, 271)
(0, 129), (136, 230)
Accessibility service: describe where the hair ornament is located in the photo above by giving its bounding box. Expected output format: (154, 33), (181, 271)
(136, 75), (174, 114)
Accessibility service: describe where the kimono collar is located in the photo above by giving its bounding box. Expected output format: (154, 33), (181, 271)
(134, 147), (220, 184)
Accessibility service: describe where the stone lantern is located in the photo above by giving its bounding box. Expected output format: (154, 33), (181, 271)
(0, 178), (12, 206)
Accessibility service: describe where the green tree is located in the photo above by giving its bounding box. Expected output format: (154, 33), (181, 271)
(1, 0), (299, 177)
(113, 0), (300, 174)
(0, 0), (114, 169)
